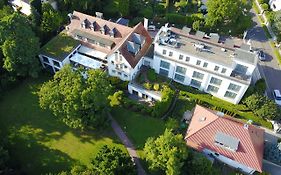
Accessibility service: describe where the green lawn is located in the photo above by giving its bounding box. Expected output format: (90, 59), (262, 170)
(111, 107), (165, 149)
(0, 77), (125, 174)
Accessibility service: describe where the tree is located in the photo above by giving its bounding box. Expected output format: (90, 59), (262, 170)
(118, 0), (129, 17)
(205, 0), (251, 34)
(256, 99), (281, 120)
(272, 11), (281, 42)
(38, 65), (113, 129)
(144, 129), (189, 175)
(244, 93), (264, 111)
(0, 13), (40, 77)
(41, 3), (63, 34)
(92, 145), (136, 175)
(0, 146), (9, 171)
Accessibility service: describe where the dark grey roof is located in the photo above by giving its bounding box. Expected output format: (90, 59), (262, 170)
(116, 18), (129, 26)
(127, 41), (140, 55)
(240, 43), (251, 51)
(215, 132), (240, 151)
(182, 26), (191, 35)
(234, 49), (257, 65)
(132, 33), (145, 46)
(195, 31), (205, 39)
(210, 33), (220, 43)
(71, 29), (114, 47)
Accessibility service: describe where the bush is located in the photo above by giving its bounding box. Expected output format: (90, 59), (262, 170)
(152, 85), (174, 117)
(265, 11), (275, 23)
(257, 0), (264, 4)
(255, 78), (266, 94)
(143, 82), (152, 90)
(153, 83), (160, 91)
(261, 3), (269, 11)
(166, 13), (187, 25)
(192, 20), (204, 31)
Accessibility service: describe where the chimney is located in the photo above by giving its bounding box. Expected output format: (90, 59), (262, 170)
(144, 18), (148, 30)
(96, 12), (103, 19)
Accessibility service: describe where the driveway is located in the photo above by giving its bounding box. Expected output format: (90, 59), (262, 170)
(246, 10), (281, 98)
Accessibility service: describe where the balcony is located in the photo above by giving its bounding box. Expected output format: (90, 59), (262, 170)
(230, 70), (251, 81)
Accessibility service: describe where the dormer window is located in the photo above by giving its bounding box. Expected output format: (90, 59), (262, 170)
(100, 27), (105, 34)
(81, 20), (86, 28)
(127, 41), (140, 56)
(109, 28), (117, 38)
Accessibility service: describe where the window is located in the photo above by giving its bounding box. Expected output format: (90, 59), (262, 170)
(76, 35), (83, 40)
(192, 71), (204, 80)
(160, 60), (170, 69)
(124, 65), (128, 69)
(111, 61), (114, 65)
(224, 91), (237, 99)
(235, 64), (248, 74)
(186, 56), (190, 62)
(169, 51), (173, 56)
(190, 79), (201, 88)
(42, 56), (49, 63)
(203, 62), (208, 68)
(124, 74), (128, 77)
(176, 66), (186, 74)
(207, 85), (219, 93)
(228, 83), (241, 92)
(174, 74), (185, 82)
(196, 60), (201, 65)
(162, 49), (167, 55)
(221, 68), (226, 73)
(53, 60), (60, 67)
(214, 66), (219, 71)
(118, 72), (122, 75)
(159, 68), (169, 76)
(179, 54), (183, 60)
(210, 77), (222, 86)
(112, 70), (116, 73)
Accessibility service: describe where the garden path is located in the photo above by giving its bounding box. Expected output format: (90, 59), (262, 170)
(108, 112), (147, 175)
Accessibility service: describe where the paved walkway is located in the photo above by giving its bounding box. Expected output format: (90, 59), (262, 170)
(108, 113), (146, 175)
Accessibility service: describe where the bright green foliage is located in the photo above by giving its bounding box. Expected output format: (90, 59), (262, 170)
(108, 90), (123, 107)
(38, 65), (113, 129)
(41, 3), (63, 34)
(118, 0), (129, 17)
(192, 20), (204, 31)
(92, 145), (136, 175)
(273, 11), (281, 42)
(0, 5), (12, 19)
(205, 0), (251, 34)
(153, 83), (160, 91)
(144, 129), (189, 175)
(244, 93), (264, 111)
(0, 13), (40, 77)
(143, 82), (152, 90)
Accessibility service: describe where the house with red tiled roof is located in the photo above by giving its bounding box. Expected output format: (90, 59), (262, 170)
(185, 105), (264, 174)
(39, 11), (152, 82)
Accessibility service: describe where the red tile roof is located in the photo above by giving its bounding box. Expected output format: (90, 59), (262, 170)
(66, 11), (152, 68)
(185, 105), (264, 172)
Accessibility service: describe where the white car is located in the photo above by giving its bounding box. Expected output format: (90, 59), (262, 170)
(273, 90), (281, 106)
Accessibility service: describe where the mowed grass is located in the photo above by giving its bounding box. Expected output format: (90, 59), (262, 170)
(111, 107), (166, 149)
(0, 77), (125, 174)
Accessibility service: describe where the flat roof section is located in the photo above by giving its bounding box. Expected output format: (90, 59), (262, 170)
(40, 32), (80, 61)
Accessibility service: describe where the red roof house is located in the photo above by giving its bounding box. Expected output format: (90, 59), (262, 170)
(185, 105), (264, 174)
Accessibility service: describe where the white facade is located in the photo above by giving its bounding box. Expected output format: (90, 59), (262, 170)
(151, 26), (258, 104)
(128, 81), (162, 101)
(269, 0), (281, 11)
(203, 149), (256, 174)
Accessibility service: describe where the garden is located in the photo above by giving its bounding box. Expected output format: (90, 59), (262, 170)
(0, 77), (126, 174)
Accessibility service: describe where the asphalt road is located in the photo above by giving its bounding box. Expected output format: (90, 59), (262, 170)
(246, 10), (281, 98)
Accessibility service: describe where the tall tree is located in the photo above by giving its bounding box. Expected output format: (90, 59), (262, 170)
(38, 65), (113, 129)
(144, 129), (189, 175)
(41, 3), (63, 34)
(205, 0), (250, 34)
(92, 145), (136, 175)
(118, 0), (129, 17)
(0, 13), (40, 77)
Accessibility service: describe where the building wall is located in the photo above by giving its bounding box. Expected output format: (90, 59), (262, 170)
(269, 0), (281, 11)
(202, 149), (256, 174)
(152, 44), (250, 104)
(128, 82), (162, 101)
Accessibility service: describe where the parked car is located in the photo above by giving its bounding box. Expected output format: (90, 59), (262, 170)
(273, 89), (281, 105)
(148, 25), (156, 31)
(258, 50), (266, 61)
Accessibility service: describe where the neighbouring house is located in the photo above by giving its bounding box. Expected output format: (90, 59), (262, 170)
(151, 25), (259, 104)
(269, 0), (281, 12)
(9, 0), (32, 15)
(185, 105), (264, 174)
(39, 11), (152, 82)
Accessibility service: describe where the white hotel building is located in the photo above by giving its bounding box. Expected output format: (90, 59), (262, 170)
(150, 25), (260, 104)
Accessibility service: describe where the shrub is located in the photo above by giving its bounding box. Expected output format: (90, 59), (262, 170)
(166, 13), (187, 25)
(143, 82), (152, 90)
(255, 78), (266, 94)
(265, 11), (275, 23)
(261, 3), (269, 11)
(153, 83), (160, 91)
(192, 20), (204, 31)
(147, 69), (157, 82)
(257, 0), (264, 4)
(152, 85), (174, 117)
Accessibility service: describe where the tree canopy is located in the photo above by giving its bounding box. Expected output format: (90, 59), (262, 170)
(41, 3), (63, 34)
(144, 129), (189, 175)
(92, 145), (136, 175)
(206, 0), (251, 34)
(0, 12), (40, 77)
(38, 65), (114, 129)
